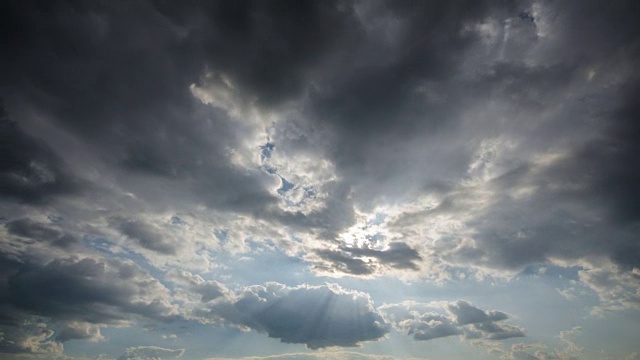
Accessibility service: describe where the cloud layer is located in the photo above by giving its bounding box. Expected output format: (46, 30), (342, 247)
(1, 0), (639, 358)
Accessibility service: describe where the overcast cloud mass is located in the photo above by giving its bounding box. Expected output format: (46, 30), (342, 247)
(1, 0), (639, 359)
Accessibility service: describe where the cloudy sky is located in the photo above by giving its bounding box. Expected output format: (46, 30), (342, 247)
(1, 0), (639, 359)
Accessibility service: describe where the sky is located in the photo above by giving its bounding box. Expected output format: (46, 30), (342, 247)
(1, 0), (639, 359)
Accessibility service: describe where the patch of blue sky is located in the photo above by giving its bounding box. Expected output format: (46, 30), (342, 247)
(47, 213), (64, 223)
(363, 329), (498, 360)
(82, 234), (114, 255)
(579, 309), (640, 358)
(213, 228), (228, 244)
(63, 320), (190, 359)
(179, 322), (315, 359)
(277, 176), (295, 196)
(518, 263), (582, 280)
(216, 247), (313, 287)
(259, 141), (275, 161)
(170, 215), (186, 226)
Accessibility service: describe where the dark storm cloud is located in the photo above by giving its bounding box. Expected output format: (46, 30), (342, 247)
(155, 0), (359, 107)
(5, 218), (80, 249)
(309, 0), (513, 133)
(0, 0), (283, 216)
(0, 104), (81, 204)
(2, 256), (177, 325)
(584, 79), (640, 226)
(303, 1), (519, 206)
(535, 1), (640, 63)
(203, 283), (389, 349)
(439, 76), (640, 273)
(0, 237), (180, 355)
(363, 0), (640, 281)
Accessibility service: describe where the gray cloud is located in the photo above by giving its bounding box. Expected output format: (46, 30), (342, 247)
(56, 322), (104, 343)
(114, 218), (178, 255)
(344, 242), (422, 270)
(313, 242), (422, 276)
(315, 249), (375, 276)
(165, 269), (228, 303)
(5, 218), (80, 249)
(448, 300), (508, 325)
(381, 301), (525, 342)
(202, 283), (389, 349)
(3, 0), (637, 282)
(0, 104), (82, 204)
(6, 256), (178, 324)
(0, 320), (64, 356)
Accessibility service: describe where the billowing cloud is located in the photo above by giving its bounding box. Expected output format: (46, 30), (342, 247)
(448, 300), (508, 325)
(5, 256), (177, 324)
(5, 218), (80, 249)
(200, 283), (389, 349)
(381, 300), (525, 342)
(165, 269), (229, 303)
(56, 321), (105, 343)
(0, 321), (63, 356)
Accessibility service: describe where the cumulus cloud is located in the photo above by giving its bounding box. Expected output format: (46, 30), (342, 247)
(0, 245), (179, 356)
(381, 300), (525, 342)
(448, 300), (508, 325)
(0, 320), (65, 357)
(56, 322), (105, 343)
(165, 269), (229, 303)
(5, 256), (177, 324)
(200, 283), (389, 349)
